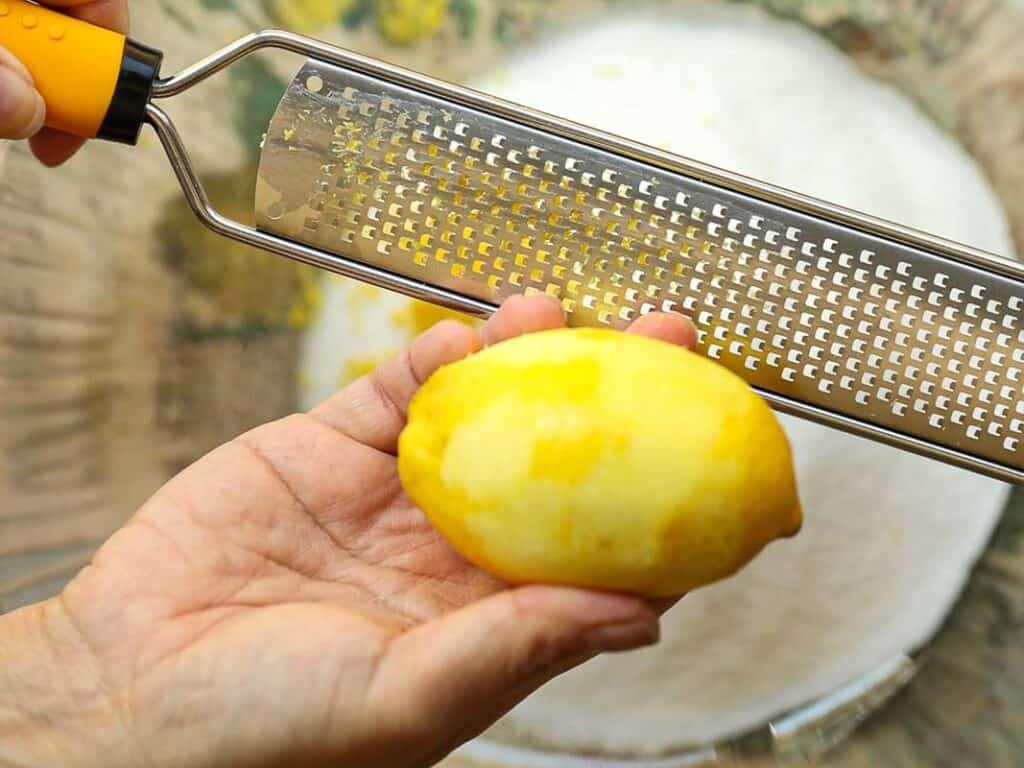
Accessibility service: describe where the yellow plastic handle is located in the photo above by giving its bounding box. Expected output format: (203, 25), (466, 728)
(0, 0), (126, 139)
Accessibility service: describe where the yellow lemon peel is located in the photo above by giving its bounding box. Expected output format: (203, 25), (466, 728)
(398, 328), (801, 597)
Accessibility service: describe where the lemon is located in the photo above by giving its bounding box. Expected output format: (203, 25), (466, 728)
(376, 0), (446, 44)
(398, 328), (801, 597)
(266, 0), (356, 32)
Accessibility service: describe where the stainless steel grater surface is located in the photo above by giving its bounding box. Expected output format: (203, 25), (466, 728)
(255, 59), (1024, 484)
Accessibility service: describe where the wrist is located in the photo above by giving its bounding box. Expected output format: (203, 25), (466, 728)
(0, 598), (127, 768)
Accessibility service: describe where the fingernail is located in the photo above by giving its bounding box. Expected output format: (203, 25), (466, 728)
(1, 52), (34, 86)
(0, 67), (45, 139)
(586, 619), (660, 652)
(27, 89), (45, 136)
(532, 292), (565, 311)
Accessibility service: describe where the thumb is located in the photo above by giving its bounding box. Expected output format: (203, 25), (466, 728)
(0, 48), (45, 140)
(369, 585), (659, 758)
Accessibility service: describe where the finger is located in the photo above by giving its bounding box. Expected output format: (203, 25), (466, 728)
(369, 585), (660, 758)
(482, 293), (566, 346)
(310, 319), (482, 454)
(29, 129), (86, 167)
(0, 60), (45, 140)
(38, 0), (129, 32)
(626, 311), (698, 348)
(0, 47), (33, 83)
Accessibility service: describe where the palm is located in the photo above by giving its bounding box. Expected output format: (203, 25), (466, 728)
(52, 298), (693, 768)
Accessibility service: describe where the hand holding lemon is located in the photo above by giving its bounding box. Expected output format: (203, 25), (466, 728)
(0, 293), (800, 768)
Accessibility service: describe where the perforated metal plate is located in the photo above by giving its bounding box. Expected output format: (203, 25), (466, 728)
(255, 59), (1024, 483)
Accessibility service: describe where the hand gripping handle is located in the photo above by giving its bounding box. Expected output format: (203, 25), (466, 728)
(0, 0), (161, 143)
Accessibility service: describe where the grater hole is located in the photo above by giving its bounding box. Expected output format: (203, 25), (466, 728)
(265, 201), (286, 220)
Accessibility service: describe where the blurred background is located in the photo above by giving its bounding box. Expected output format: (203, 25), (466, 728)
(1, 0), (1023, 765)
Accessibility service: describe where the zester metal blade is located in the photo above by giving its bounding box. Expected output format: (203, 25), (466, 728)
(255, 59), (1024, 484)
